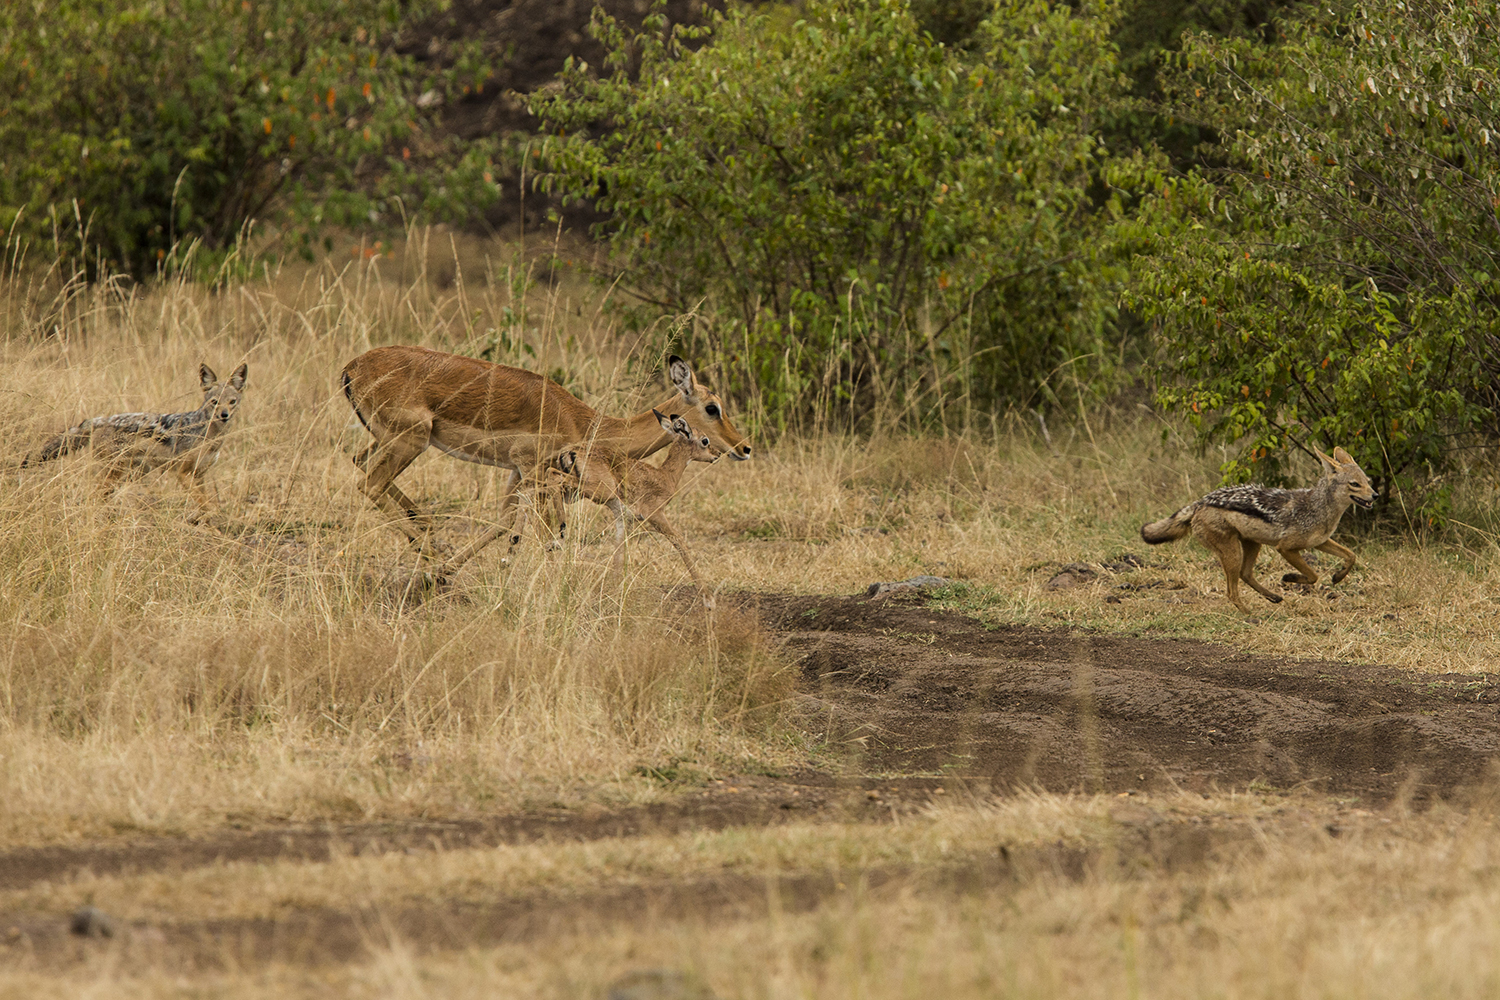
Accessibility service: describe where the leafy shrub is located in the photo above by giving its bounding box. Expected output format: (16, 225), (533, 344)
(0, 0), (498, 278)
(1133, 0), (1500, 517)
(533, 0), (1152, 430)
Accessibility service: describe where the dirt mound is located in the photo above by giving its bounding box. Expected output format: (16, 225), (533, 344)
(758, 592), (1500, 805)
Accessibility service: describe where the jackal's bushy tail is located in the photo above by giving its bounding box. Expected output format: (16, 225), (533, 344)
(1140, 504), (1196, 544)
(20, 423), (91, 468)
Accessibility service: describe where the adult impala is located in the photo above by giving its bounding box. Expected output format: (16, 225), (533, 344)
(340, 345), (751, 580)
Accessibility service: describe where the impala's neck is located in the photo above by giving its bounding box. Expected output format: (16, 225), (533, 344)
(655, 439), (694, 490)
(595, 396), (683, 459)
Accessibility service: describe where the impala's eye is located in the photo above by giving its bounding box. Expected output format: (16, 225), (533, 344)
(705, 403), (721, 419)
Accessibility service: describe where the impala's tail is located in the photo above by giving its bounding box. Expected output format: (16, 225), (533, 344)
(1140, 504), (1196, 544)
(341, 369), (372, 433)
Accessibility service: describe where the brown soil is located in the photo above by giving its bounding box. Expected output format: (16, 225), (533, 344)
(6, 590), (1500, 973)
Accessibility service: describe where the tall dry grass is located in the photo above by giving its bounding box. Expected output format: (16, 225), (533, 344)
(0, 234), (793, 845)
(5, 230), (1500, 844)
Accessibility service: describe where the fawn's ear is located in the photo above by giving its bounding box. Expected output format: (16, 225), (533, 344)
(557, 451), (578, 475)
(1331, 445), (1355, 466)
(1312, 446), (1338, 473)
(199, 364), (218, 391)
(653, 407), (674, 433)
(228, 364), (248, 391)
(669, 414), (693, 438)
(667, 356), (698, 404)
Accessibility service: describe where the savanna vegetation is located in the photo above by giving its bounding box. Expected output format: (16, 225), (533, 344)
(4, 0), (1500, 996)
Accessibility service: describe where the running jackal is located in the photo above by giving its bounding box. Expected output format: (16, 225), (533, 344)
(1140, 446), (1376, 613)
(22, 363), (248, 512)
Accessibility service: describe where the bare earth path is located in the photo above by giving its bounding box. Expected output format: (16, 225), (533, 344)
(5, 590), (1499, 975)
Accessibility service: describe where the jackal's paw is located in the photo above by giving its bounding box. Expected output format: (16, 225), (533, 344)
(1330, 569), (1350, 584)
(1265, 593), (1283, 603)
(1281, 573), (1314, 585)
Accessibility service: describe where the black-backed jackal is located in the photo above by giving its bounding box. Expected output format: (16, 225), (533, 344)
(22, 363), (248, 514)
(1141, 446), (1376, 613)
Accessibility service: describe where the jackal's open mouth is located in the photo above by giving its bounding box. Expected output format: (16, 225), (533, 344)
(1353, 495), (1375, 509)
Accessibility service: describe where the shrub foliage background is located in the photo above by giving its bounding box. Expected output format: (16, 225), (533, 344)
(533, 0), (1158, 429)
(1131, 0), (1500, 517)
(0, 0), (497, 277)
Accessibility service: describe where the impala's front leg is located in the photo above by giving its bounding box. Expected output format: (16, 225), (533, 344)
(435, 468), (529, 579)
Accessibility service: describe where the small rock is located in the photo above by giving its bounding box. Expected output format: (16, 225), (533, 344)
(606, 968), (720, 1000)
(864, 575), (949, 599)
(69, 906), (115, 939)
(1046, 563), (1098, 590)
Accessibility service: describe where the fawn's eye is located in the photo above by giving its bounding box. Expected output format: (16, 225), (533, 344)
(705, 403), (721, 419)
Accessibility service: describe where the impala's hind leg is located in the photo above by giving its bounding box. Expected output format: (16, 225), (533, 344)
(353, 442), (430, 530)
(1236, 540), (1283, 603)
(357, 428), (437, 550)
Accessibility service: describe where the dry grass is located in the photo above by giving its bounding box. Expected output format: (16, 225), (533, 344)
(4, 233), (1500, 994)
(7, 792), (1500, 998)
(3, 232), (1500, 846)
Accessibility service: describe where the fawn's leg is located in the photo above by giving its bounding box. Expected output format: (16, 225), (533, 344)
(435, 469), (528, 579)
(643, 512), (713, 609)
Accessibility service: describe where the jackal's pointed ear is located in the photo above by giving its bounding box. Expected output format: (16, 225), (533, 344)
(199, 364), (218, 391)
(1312, 445), (1338, 473)
(667, 355), (698, 403)
(1331, 445), (1354, 465)
(228, 363), (247, 391)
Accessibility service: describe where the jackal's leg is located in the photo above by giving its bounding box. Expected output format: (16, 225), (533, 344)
(1203, 531), (1257, 613)
(1278, 548), (1319, 586)
(1236, 540), (1283, 603)
(434, 469), (526, 579)
(1316, 539), (1358, 584)
(352, 442), (429, 529)
(179, 470), (217, 523)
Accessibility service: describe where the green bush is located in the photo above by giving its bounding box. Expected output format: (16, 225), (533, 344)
(533, 0), (1154, 430)
(0, 0), (498, 278)
(1132, 0), (1500, 518)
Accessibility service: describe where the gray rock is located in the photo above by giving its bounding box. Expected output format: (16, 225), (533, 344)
(865, 575), (949, 599)
(69, 906), (115, 939)
(606, 968), (719, 1000)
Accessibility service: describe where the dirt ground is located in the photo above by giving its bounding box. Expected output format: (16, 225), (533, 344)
(4, 589), (1499, 977)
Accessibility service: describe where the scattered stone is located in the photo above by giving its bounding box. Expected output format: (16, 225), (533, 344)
(864, 575), (949, 599)
(1045, 563), (1098, 590)
(606, 968), (720, 1000)
(69, 906), (115, 939)
(1102, 553), (1148, 573)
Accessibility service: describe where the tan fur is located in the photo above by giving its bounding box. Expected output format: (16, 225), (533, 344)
(22, 363), (248, 517)
(340, 346), (750, 580)
(1140, 446), (1377, 614)
(547, 410), (721, 607)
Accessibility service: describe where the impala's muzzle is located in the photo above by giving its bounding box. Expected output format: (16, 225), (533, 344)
(729, 443), (752, 461)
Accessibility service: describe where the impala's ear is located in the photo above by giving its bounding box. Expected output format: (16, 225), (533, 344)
(1312, 445), (1337, 473)
(229, 363), (248, 391)
(653, 407), (674, 433)
(670, 414), (693, 437)
(1332, 446), (1355, 465)
(668, 356), (697, 403)
(199, 364), (217, 391)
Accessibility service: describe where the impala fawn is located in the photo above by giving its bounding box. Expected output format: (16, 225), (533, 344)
(340, 346), (749, 581)
(548, 410), (721, 607)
